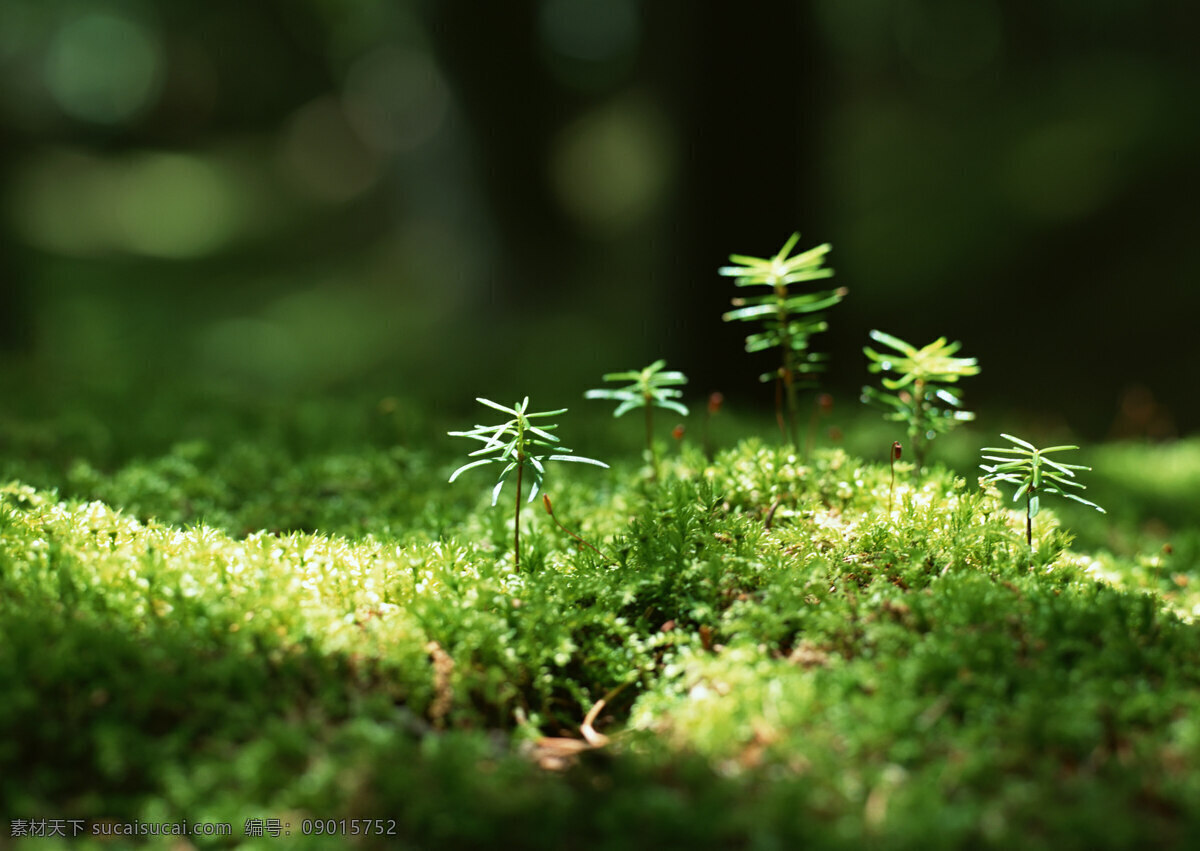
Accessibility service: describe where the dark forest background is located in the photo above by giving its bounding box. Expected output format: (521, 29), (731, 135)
(1, 0), (1196, 439)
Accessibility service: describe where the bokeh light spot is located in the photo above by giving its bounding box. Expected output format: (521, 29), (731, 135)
(539, 0), (640, 89)
(549, 94), (674, 233)
(539, 0), (639, 63)
(279, 96), (380, 203)
(5, 148), (244, 258)
(1003, 121), (1117, 222)
(44, 10), (164, 124)
(343, 45), (450, 155)
(112, 153), (242, 258)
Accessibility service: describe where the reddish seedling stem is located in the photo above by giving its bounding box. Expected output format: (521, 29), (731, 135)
(703, 392), (722, 460)
(543, 495), (607, 561)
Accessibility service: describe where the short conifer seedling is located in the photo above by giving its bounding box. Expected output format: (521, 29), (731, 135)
(720, 233), (846, 450)
(585, 359), (688, 481)
(862, 330), (979, 470)
(448, 397), (608, 570)
(979, 433), (1105, 548)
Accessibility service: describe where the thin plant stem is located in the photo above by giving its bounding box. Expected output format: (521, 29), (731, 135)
(764, 496), (784, 530)
(514, 457), (524, 571)
(783, 365), (800, 450)
(1025, 490), (1033, 548)
(703, 392), (722, 460)
(806, 395), (818, 460)
(911, 378), (927, 472)
(644, 396), (657, 481)
(774, 376), (787, 444)
(806, 393), (832, 461)
(775, 281), (800, 449)
(543, 495), (608, 561)
(889, 441), (901, 515)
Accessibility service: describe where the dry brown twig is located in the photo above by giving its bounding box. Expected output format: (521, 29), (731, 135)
(529, 679), (635, 769)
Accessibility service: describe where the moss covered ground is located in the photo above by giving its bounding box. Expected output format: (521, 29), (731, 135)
(2, 390), (1199, 849)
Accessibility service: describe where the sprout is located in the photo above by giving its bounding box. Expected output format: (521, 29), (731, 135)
(979, 433), (1105, 548)
(720, 233), (845, 451)
(586, 359), (688, 481)
(862, 330), (979, 470)
(449, 397), (607, 570)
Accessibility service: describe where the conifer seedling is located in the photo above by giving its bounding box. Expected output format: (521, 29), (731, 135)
(720, 233), (845, 451)
(862, 330), (979, 470)
(979, 433), (1105, 548)
(448, 397), (608, 570)
(585, 359), (688, 481)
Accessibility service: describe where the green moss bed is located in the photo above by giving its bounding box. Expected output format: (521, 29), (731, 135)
(2, 394), (1199, 849)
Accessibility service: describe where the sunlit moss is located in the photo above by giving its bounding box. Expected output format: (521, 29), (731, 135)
(1, 425), (1199, 847)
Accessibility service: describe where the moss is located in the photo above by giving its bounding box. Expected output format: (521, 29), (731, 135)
(1, 400), (1199, 848)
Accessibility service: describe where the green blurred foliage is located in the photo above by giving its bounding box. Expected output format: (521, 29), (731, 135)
(0, 0), (1197, 435)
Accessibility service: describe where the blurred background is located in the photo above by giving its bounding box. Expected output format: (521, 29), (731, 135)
(1, 0), (1197, 439)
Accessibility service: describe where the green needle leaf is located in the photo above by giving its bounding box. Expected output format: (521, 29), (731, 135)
(476, 397), (518, 416)
(548, 455), (610, 467)
(448, 458), (495, 482)
(1000, 433), (1038, 451)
